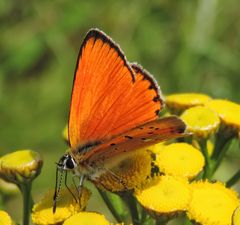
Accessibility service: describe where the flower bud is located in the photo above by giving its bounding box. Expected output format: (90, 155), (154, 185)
(0, 150), (43, 184)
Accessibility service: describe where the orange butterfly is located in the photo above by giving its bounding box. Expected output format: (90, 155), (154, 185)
(53, 28), (186, 212)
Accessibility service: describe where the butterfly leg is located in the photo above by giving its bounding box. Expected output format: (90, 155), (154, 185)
(64, 171), (78, 203)
(79, 175), (85, 188)
(76, 175), (85, 208)
(72, 175), (85, 197)
(72, 174), (80, 192)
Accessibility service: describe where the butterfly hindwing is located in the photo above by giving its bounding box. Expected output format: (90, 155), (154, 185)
(69, 29), (163, 149)
(78, 116), (186, 164)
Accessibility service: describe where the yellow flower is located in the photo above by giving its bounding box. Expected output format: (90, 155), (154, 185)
(232, 205), (240, 225)
(181, 106), (220, 138)
(32, 187), (91, 225)
(63, 212), (110, 225)
(147, 142), (167, 154)
(187, 180), (239, 225)
(156, 143), (205, 179)
(93, 150), (152, 192)
(166, 93), (211, 114)
(0, 150), (43, 184)
(0, 210), (13, 225)
(205, 99), (240, 132)
(135, 175), (191, 218)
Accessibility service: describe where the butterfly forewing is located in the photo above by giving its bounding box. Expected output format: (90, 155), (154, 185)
(69, 29), (163, 149)
(77, 116), (186, 164)
(108, 63), (163, 135)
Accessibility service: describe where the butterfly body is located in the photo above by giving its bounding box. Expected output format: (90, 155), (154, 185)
(53, 28), (186, 212)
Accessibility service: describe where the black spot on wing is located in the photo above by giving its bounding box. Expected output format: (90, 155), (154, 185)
(153, 96), (159, 102)
(148, 84), (154, 90)
(168, 126), (186, 134)
(177, 126), (186, 133)
(125, 135), (133, 139)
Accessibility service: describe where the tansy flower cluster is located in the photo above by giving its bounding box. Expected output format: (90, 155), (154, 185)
(1, 93), (240, 225)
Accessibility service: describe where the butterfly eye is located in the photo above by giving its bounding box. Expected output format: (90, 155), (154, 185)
(65, 156), (76, 169)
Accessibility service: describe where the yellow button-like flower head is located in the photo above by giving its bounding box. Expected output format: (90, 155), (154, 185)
(0, 210), (13, 225)
(32, 187), (91, 225)
(156, 143), (205, 179)
(0, 150), (43, 184)
(63, 212), (110, 225)
(206, 99), (240, 133)
(93, 150), (152, 192)
(181, 106), (220, 138)
(187, 180), (239, 225)
(147, 143), (167, 154)
(135, 175), (191, 218)
(166, 93), (211, 114)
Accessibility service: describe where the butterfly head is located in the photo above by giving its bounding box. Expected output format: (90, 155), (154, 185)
(57, 153), (77, 171)
(53, 153), (77, 213)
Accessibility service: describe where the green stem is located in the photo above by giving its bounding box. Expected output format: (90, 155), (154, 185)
(226, 170), (240, 187)
(19, 181), (33, 225)
(0, 195), (4, 210)
(212, 127), (235, 160)
(123, 193), (140, 225)
(139, 207), (148, 225)
(183, 215), (195, 225)
(184, 217), (194, 225)
(199, 139), (213, 179)
(212, 138), (233, 174)
(97, 189), (123, 223)
(138, 204), (154, 225)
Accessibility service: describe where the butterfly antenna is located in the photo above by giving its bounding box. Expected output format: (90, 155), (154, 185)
(53, 166), (64, 213)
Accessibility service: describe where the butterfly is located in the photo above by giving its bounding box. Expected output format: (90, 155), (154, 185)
(53, 28), (186, 212)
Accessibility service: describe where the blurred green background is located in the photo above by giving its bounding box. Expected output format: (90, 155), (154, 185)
(1, 0), (240, 223)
